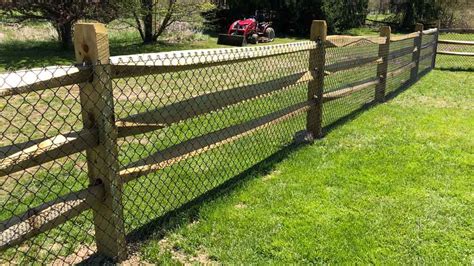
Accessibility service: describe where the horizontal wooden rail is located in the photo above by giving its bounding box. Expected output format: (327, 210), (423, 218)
(437, 51), (474, 56)
(120, 101), (313, 182)
(386, 62), (416, 79)
(421, 40), (436, 49)
(117, 121), (166, 138)
(323, 77), (379, 102)
(438, 40), (474, 45)
(439, 28), (474, 34)
(325, 55), (381, 73)
(390, 32), (420, 42)
(110, 42), (316, 79)
(0, 66), (91, 97)
(420, 52), (435, 62)
(388, 46), (417, 60)
(0, 184), (104, 251)
(325, 35), (387, 47)
(118, 71), (312, 127)
(0, 129), (98, 177)
(422, 28), (438, 35)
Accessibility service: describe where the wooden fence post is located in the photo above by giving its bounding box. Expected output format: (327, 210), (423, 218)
(306, 20), (327, 139)
(411, 23), (424, 81)
(375, 26), (391, 102)
(431, 21), (440, 69)
(73, 23), (127, 261)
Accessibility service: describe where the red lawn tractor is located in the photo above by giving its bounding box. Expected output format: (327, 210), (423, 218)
(217, 11), (275, 46)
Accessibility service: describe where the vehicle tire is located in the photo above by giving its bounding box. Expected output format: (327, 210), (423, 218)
(265, 27), (275, 42)
(249, 34), (259, 44)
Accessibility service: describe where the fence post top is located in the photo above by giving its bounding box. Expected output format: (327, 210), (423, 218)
(415, 23), (424, 32)
(74, 22), (110, 65)
(310, 20), (327, 41)
(379, 26), (391, 38)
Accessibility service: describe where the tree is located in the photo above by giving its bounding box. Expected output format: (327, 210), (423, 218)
(323, 0), (369, 32)
(119, 0), (214, 43)
(0, 0), (117, 48)
(389, 0), (471, 29)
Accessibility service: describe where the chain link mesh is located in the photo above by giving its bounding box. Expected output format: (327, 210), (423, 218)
(1, 31), (439, 263)
(437, 30), (474, 70)
(0, 67), (98, 263)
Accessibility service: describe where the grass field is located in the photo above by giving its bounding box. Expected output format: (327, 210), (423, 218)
(437, 33), (474, 71)
(0, 21), (302, 72)
(1, 21), (472, 263)
(137, 69), (474, 264)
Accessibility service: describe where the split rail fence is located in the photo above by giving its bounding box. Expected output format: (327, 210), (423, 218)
(1, 21), (439, 263)
(436, 28), (474, 70)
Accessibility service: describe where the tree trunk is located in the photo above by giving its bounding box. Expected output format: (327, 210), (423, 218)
(57, 21), (73, 49)
(142, 0), (154, 43)
(152, 0), (175, 42)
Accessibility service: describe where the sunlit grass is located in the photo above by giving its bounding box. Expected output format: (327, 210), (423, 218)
(139, 70), (474, 264)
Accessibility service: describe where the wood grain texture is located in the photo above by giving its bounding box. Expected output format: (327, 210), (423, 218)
(0, 185), (104, 252)
(110, 42), (317, 79)
(307, 20), (327, 139)
(0, 129), (98, 177)
(118, 71), (312, 127)
(324, 78), (379, 102)
(438, 40), (474, 45)
(325, 35), (387, 47)
(437, 51), (474, 56)
(376, 26), (391, 102)
(74, 22), (127, 261)
(0, 66), (91, 97)
(390, 32), (420, 42)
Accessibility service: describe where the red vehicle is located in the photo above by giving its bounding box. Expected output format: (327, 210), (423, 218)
(218, 11), (275, 46)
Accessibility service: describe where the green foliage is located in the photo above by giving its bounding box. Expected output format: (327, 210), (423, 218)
(389, 0), (472, 29)
(323, 0), (369, 32)
(114, 0), (215, 43)
(0, 1), (120, 48)
(391, 0), (441, 29)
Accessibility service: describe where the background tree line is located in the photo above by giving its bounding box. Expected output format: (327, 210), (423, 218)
(0, 0), (213, 47)
(0, 0), (470, 49)
(206, 0), (369, 35)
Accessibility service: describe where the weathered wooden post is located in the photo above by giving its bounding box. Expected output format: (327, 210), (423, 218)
(375, 26), (391, 102)
(73, 23), (127, 261)
(431, 21), (441, 69)
(411, 23), (424, 81)
(306, 20), (327, 139)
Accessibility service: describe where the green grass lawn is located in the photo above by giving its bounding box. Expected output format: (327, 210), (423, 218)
(0, 28), (302, 72)
(1, 22), (472, 263)
(436, 33), (474, 71)
(138, 69), (474, 264)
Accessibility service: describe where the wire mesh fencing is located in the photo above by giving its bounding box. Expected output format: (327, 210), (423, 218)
(436, 29), (474, 70)
(0, 22), (439, 264)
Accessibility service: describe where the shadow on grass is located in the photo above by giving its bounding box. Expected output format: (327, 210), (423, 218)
(77, 73), (425, 264)
(78, 139), (310, 264)
(435, 67), (474, 72)
(0, 39), (217, 71)
(0, 33), (305, 71)
(323, 69), (431, 136)
(0, 41), (74, 71)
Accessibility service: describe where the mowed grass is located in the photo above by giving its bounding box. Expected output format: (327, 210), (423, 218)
(436, 33), (474, 71)
(1, 23), (471, 262)
(138, 69), (474, 264)
(0, 26), (302, 72)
